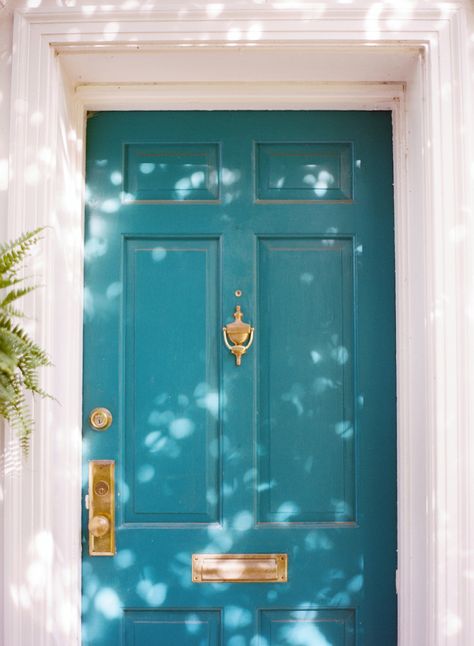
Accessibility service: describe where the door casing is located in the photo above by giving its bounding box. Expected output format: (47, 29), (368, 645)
(4, 7), (474, 646)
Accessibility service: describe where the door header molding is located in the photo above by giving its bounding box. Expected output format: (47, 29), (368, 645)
(4, 4), (474, 645)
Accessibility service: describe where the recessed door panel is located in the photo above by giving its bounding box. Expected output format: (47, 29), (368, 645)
(259, 608), (355, 645)
(124, 237), (220, 524)
(257, 237), (355, 524)
(124, 610), (221, 645)
(256, 142), (353, 201)
(124, 143), (220, 202)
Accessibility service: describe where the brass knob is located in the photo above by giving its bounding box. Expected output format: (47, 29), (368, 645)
(89, 407), (113, 431)
(89, 514), (110, 538)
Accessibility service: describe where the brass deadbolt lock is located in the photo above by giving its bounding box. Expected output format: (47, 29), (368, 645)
(94, 480), (109, 496)
(89, 407), (113, 431)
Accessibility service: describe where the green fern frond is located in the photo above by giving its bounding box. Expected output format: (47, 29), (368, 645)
(0, 285), (37, 308)
(0, 276), (23, 289)
(0, 229), (43, 276)
(1, 305), (26, 319)
(0, 227), (51, 454)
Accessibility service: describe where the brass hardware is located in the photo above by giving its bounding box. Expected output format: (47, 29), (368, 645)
(88, 460), (115, 556)
(89, 407), (113, 431)
(223, 306), (255, 366)
(192, 553), (287, 583)
(94, 480), (109, 496)
(89, 514), (110, 538)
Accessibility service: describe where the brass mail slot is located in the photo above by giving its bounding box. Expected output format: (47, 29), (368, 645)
(192, 553), (288, 583)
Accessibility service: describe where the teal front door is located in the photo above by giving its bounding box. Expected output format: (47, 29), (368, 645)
(82, 111), (397, 645)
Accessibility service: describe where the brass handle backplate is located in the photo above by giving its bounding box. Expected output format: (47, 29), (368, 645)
(223, 306), (255, 366)
(88, 460), (115, 556)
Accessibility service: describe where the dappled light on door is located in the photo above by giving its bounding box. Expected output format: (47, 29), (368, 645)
(80, 110), (397, 644)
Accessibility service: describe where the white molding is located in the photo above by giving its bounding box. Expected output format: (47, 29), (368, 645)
(75, 81), (406, 111)
(3, 4), (473, 646)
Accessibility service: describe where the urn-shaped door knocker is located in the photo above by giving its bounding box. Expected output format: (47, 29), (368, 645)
(223, 305), (255, 366)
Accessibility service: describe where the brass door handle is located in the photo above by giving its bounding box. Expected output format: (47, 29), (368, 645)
(223, 306), (255, 366)
(89, 514), (111, 538)
(88, 460), (115, 556)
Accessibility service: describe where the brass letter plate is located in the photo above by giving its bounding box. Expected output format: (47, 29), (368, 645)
(192, 553), (287, 583)
(88, 460), (115, 556)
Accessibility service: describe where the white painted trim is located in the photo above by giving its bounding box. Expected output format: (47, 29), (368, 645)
(75, 81), (406, 111)
(3, 5), (473, 646)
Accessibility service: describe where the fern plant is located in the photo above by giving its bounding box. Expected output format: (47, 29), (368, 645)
(0, 227), (51, 453)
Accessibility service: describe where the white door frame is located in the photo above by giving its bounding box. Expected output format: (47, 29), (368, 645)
(3, 5), (474, 646)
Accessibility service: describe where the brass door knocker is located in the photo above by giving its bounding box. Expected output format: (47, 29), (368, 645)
(223, 306), (255, 366)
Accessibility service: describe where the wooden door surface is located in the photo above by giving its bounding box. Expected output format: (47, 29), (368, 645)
(82, 110), (397, 645)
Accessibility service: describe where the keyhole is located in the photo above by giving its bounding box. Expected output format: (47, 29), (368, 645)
(89, 407), (112, 431)
(94, 480), (109, 496)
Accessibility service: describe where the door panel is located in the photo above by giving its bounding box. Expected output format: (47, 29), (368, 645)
(83, 111), (397, 645)
(124, 610), (221, 645)
(256, 142), (353, 202)
(124, 237), (220, 524)
(257, 237), (355, 524)
(260, 608), (355, 645)
(124, 143), (220, 202)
